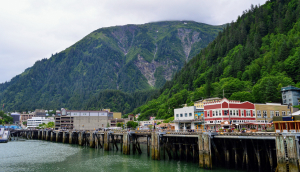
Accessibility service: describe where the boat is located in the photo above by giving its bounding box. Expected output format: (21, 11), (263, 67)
(0, 127), (10, 143)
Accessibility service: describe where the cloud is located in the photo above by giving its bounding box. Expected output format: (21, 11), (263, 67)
(0, 0), (267, 83)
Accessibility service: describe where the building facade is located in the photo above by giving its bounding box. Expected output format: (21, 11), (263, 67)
(255, 103), (292, 123)
(281, 85), (300, 106)
(204, 98), (256, 130)
(27, 117), (54, 128)
(174, 106), (203, 130)
(10, 113), (20, 125)
(55, 109), (114, 130)
(20, 113), (35, 126)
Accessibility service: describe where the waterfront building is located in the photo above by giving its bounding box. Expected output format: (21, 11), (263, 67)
(281, 85), (300, 106)
(27, 117), (54, 128)
(109, 115), (134, 127)
(255, 103), (292, 122)
(55, 109), (114, 130)
(20, 113), (35, 126)
(204, 98), (256, 130)
(10, 113), (20, 125)
(174, 106), (203, 130)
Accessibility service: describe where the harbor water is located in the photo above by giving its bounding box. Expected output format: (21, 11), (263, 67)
(0, 140), (243, 172)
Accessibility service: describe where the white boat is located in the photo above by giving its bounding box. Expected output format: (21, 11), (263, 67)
(0, 127), (10, 143)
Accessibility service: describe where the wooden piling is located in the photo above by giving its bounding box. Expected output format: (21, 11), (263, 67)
(203, 134), (212, 169)
(89, 133), (95, 148)
(78, 132), (83, 146)
(198, 134), (204, 168)
(286, 136), (299, 172)
(104, 132), (109, 151)
(56, 132), (59, 142)
(122, 133), (129, 155)
(275, 135), (287, 172)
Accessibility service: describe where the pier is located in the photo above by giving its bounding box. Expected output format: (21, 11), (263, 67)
(9, 129), (300, 171)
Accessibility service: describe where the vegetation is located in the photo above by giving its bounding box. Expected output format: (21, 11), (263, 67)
(0, 21), (223, 112)
(38, 122), (54, 129)
(132, 0), (300, 121)
(22, 121), (27, 126)
(126, 121), (139, 129)
(0, 111), (13, 124)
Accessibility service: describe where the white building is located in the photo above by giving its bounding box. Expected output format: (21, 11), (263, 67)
(174, 106), (199, 130)
(27, 117), (54, 128)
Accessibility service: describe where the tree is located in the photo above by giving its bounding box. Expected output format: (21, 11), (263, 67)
(117, 122), (123, 127)
(23, 121), (27, 126)
(46, 122), (54, 128)
(126, 121), (138, 129)
(229, 91), (254, 102)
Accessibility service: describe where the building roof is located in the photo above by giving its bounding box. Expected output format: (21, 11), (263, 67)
(281, 85), (300, 92)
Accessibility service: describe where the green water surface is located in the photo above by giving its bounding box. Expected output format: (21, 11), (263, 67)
(0, 140), (243, 172)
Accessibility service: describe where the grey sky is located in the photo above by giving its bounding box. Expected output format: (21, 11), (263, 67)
(0, 0), (267, 83)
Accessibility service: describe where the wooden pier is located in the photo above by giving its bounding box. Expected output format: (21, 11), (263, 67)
(10, 129), (300, 171)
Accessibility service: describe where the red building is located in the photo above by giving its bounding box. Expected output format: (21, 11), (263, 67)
(204, 98), (256, 130)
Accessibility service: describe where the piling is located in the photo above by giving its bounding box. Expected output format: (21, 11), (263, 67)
(90, 133), (95, 148)
(123, 133), (129, 155)
(276, 135), (287, 171)
(69, 132), (73, 144)
(104, 132), (109, 151)
(62, 132), (67, 143)
(50, 132), (54, 141)
(78, 132), (83, 146)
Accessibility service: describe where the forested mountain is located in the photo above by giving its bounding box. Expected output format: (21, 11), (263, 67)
(0, 21), (223, 112)
(134, 0), (300, 121)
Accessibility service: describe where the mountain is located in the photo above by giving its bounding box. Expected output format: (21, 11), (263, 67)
(0, 21), (224, 112)
(134, 0), (300, 121)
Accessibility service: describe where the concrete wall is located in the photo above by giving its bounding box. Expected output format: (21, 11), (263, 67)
(73, 116), (109, 130)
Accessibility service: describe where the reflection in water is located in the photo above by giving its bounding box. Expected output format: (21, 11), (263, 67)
(0, 140), (243, 172)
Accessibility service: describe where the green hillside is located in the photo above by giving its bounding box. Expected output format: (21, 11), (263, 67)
(134, 0), (300, 121)
(0, 21), (223, 112)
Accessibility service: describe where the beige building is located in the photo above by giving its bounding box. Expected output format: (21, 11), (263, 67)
(255, 103), (293, 123)
(20, 113), (35, 125)
(194, 97), (222, 109)
(55, 109), (113, 130)
(113, 112), (122, 119)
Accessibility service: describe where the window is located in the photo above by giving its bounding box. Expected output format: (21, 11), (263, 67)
(236, 110), (239, 116)
(176, 114), (179, 117)
(215, 110), (218, 116)
(185, 113), (187, 117)
(257, 110), (261, 117)
(233, 110), (236, 116)
(242, 110), (244, 116)
(252, 110), (255, 117)
(180, 114), (183, 117)
(282, 111), (286, 116)
(189, 113), (192, 117)
(275, 111), (279, 116)
(270, 111), (274, 118)
(219, 110), (221, 116)
(246, 110), (251, 116)
(213, 111), (215, 116)
(263, 111), (267, 118)
(207, 111), (210, 117)
(230, 110), (232, 116)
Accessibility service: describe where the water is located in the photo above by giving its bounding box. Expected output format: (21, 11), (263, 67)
(0, 140), (242, 172)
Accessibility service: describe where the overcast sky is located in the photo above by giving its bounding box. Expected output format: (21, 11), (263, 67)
(0, 0), (267, 83)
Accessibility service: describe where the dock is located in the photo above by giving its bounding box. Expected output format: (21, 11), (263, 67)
(10, 129), (300, 171)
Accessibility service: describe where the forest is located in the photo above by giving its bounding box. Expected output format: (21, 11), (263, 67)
(133, 0), (300, 121)
(0, 21), (223, 112)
